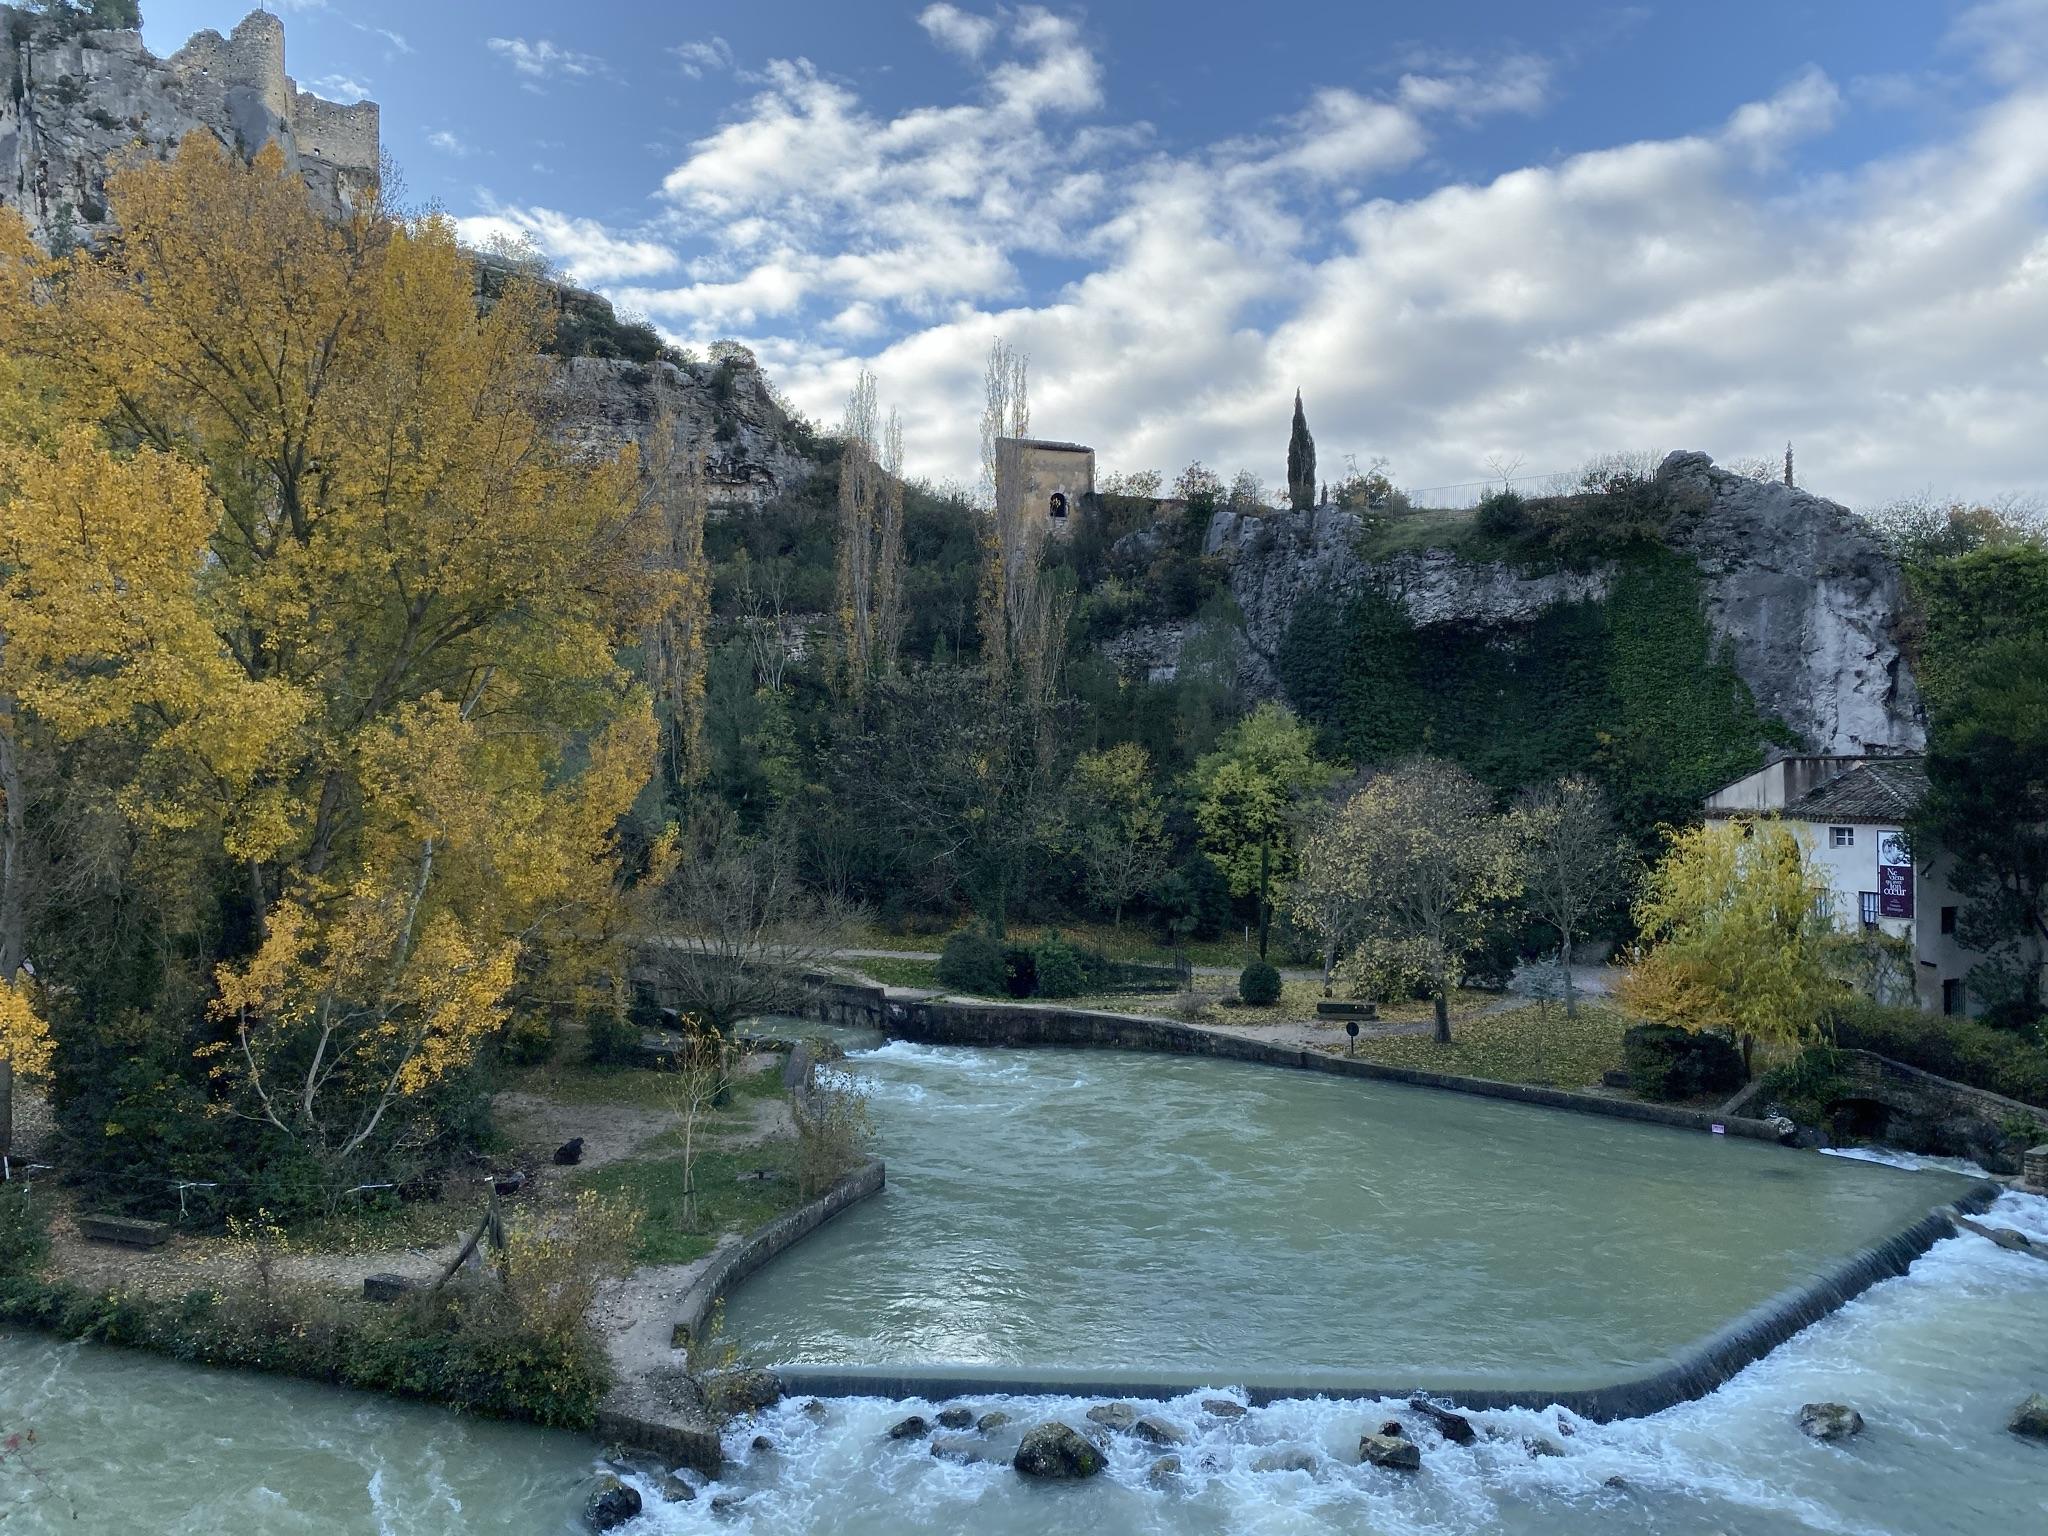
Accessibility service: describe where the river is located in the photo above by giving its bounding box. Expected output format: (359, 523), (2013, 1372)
(2, 1038), (2044, 1533)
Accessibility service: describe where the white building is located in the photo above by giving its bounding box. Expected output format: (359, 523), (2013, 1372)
(1702, 755), (1985, 1016)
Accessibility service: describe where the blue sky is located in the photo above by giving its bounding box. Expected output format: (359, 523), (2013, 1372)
(140, 2), (2048, 506)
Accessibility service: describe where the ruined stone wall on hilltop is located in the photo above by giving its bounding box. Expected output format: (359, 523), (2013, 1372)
(0, 5), (377, 248)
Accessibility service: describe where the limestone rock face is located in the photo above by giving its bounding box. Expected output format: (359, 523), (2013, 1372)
(1200, 451), (1923, 757)
(558, 353), (817, 515)
(0, 8), (378, 250)
(1654, 451), (1921, 754)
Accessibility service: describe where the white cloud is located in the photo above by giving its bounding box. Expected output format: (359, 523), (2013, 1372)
(487, 37), (606, 82)
(309, 74), (372, 105)
(673, 36), (735, 80)
(454, 205), (679, 285)
(1947, 0), (2048, 85)
(427, 130), (472, 158)
(483, 24), (2048, 510)
(352, 22), (412, 55)
(919, 3), (998, 61)
(1722, 66), (1842, 167)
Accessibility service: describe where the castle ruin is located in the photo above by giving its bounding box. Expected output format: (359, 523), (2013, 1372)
(1, 6), (379, 247)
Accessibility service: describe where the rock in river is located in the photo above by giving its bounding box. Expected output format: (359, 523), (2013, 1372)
(584, 1475), (642, 1532)
(1133, 1414), (1188, 1446)
(1086, 1402), (1137, 1432)
(2011, 1394), (2048, 1441)
(1202, 1398), (1248, 1420)
(887, 1414), (932, 1441)
(976, 1411), (1012, 1434)
(1360, 1429), (1422, 1471)
(1407, 1395), (1476, 1444)
(1014, 1422), (1108, 1479)
(1148, 1455), (1181, 1481)
(930, 1435), (993, 1465)
(1798, 1403), (1865, 1442)
(935, 1406), (975, 1430)
(1252, 1447), (1319, 1474)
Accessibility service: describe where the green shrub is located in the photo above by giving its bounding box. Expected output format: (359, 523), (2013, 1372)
(1034, 935), (1086, 999)
(1623, 1023), (1746, 1101)
(0, 1185), (50, 1277)
(936, 929), (1007, 995)
(1830, 998), (2048, 1107)
(1757, 1045), (1856, 1126)
(1239, 960), (1283, 1006)
(501, 1013), (556, 1067)
(1001, 945), (1038, 998)
(1474, 488), (1528, 540)
(584, 1008), (644, 1067)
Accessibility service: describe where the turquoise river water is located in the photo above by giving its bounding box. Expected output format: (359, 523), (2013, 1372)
(3, 1037), (2045, 1533)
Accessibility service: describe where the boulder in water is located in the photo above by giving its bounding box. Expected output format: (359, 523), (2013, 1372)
(1133, 1414), (1187, 1446)
(887, 1414), (932, 1441)
(1407, 1396), (1475, 1444)
(935, 1406), (975, 1430)
(930, 1434), (993, 1464)
(584, 1475), (642, 1532)
(1797, 1403), (1864, 1442)
(657, 1473), (696, 1503)
(1252, 1447), (1319, 1474)
(710, 1491), (747, 1517)
(1148, 1454), (1181, 1480)
(802, 1399), (828, 1420)
(749, 1434), (774, 1453)
(1014, 1421), (1108, 1479)
(702, 1368), (783, 1417)
(1202, 1398), (1248, 1419)
(1360, 1429), (1421, 1471)
(2011, 1394), (2048, 1440)
(976, 1411), (1012, 1434)
(1086, 1402), (1137, 1432)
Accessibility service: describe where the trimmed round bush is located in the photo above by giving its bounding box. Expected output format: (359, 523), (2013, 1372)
(1623, 1024), (1745, 1101)
(1238, 960), (1283, 1007)
(936, 929), (1007, 995)
(1474, 488), (1528, 540)
(1034, 936), (1086, 999)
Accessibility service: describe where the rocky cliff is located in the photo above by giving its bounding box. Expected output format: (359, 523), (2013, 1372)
(1202, 451), (1923, 757)
(3, 6), (820, 511)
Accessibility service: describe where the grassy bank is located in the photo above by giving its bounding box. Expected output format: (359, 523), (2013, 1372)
(1328, 1001), (1632, 1089)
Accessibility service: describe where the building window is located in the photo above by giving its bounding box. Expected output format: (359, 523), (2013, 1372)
(1048, 491), (1068, 519)
(1858, 892), (1880, 931)
(1940, 905), (1957, 935)
(1942, 978), (1963, 1016)
(1830, 826), (1855, 848)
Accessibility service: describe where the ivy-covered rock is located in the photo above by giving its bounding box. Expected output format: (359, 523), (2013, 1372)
(1014, 1421), (1108, 1479)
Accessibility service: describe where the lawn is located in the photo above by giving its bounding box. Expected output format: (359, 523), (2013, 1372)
(1335, 1001), (1632, 1089)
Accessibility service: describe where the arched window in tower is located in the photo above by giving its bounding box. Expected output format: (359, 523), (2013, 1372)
(1049, 491), (1068, 519)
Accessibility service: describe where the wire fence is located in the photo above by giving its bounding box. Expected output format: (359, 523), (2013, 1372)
(1404, 468), (1580, 509)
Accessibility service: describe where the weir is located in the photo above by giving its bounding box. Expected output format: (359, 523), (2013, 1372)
(720, 1038), (1993, 1419)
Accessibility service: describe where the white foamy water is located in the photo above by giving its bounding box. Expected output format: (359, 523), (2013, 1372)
(626, 1190), (2048, 1535)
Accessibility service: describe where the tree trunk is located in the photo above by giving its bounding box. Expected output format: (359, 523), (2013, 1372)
(1256, 838), (1271, 960)
(1433, 989), (1451, 1044)
(1560, 934), (1577, 1018)
(0, 1058), (11, 1158)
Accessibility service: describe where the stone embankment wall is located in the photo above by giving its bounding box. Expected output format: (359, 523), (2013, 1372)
(799, 978), (1786, 1142)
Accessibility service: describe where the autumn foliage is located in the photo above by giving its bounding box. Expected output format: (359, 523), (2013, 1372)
(0, 139), (671, 1194)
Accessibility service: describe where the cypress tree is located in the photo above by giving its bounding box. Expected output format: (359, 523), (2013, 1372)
(1286, 389), (1316, 512)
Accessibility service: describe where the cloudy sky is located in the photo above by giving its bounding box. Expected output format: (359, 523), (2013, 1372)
(144, 1), (2047, 508)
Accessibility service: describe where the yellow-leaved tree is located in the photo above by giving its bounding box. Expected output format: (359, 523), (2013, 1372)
(1618, 817), (1840, 1071)
(0, 137), (675, 1193)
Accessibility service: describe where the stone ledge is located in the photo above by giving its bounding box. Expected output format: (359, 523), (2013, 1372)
(670, 1158), (886, 1350)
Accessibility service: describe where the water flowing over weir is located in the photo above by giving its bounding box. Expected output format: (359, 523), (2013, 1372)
(2, 1040), (2044, 1533)
(724, 1042), (1988, 1406)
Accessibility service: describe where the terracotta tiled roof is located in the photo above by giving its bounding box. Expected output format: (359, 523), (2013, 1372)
(1785, 756), (1928, 825)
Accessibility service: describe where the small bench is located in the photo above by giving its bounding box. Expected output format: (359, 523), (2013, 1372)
(77, 1214), (171, 1249)
(1315, 1001), (1379, 1021)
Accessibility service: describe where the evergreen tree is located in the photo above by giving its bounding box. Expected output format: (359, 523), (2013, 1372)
(1286, 389), (1317, 512)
